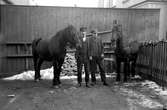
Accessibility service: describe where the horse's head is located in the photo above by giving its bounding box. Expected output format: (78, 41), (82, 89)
(111, 29), (123, 51)
(65, 25), (81, 49)
(128, 39), (142, 54)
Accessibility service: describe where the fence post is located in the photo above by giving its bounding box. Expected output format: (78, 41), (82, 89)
(149, 43), (154, 81)
(162, 41), (165, 90)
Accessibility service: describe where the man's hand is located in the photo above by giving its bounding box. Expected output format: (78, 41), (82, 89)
(82, 32), (87, 42)
(89, 56), (93, 60)
(83, 37), (86, 42)
(101, 54), (104, 58)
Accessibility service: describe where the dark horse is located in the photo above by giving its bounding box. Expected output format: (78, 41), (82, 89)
(111, 24), (142, 81)
(32, 25), (81, 88)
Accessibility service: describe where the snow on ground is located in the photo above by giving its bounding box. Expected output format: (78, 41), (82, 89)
(119, 80), (167, 109)
(141, 80), (167, 96)
(3, 67), (54, 80)
(118, 87), (163, 109)
(113, 79), (167, 109)
(2, 67), (78, 80)
(2, 67), (112, 81)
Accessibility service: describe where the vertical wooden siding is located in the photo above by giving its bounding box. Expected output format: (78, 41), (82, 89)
(0, 5), (160, 75)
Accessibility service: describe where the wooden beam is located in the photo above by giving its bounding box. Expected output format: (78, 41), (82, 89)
(86, 30), (113, 37)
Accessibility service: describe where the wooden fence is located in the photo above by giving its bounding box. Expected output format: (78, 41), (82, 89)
(0, 5), (160, 76)
(136, 41), (167, 87)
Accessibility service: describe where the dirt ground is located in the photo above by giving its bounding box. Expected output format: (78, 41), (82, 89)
(0, 77), (166, 110)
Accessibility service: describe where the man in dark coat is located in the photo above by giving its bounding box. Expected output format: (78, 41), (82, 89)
(75, 27), (90, 87)
(88, 29), (108, 86)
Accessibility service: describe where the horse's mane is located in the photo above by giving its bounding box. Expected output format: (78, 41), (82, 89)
(115, 32), (123, 49)
(55, 25), (75, 38)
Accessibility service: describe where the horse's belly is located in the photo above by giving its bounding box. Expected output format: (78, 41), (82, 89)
(36, 40), (53, 61)
(39, 54), (52, 61)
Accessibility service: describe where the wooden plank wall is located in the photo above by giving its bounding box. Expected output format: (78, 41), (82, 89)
(0, 5), (160, 76)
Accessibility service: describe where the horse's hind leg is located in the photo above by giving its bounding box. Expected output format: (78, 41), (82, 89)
(33, 56), (38, 81)
(37, 58), (43, 80)
(124, 61), (128, 82)
(116, 58), (121, 81)
(35, 58), (43, 81)
(131, 60), (136, 77)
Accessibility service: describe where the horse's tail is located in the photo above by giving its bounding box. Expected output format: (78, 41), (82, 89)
(32, 38), (42, 57)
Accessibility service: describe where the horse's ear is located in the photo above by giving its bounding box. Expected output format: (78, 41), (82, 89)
(66, 23), (70, 26)
(65, 24), (72, 29)
(67, 24), (73, 28)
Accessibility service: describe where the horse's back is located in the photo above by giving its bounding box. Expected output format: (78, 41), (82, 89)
(36, 38), (49, 50)
(32, 38), (42, 56)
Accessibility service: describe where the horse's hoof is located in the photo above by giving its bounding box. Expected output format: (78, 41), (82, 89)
(58, 81), (61, 84)
(103, 82), (109, 86)
(78, 84), (82, 87)
(52, 85), (60, 89)
(39, 78), (42, 80)
(116, 78), (120, 82)
(91, 82), (96, 86)
(59, 84), (62, 87)
(86, 85), (90, 88)
(34, 79), (40, 82)
(86, 84), (91, 88)
(75, 83), (81, 88)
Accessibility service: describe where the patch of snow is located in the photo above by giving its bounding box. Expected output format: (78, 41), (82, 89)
(4, 71), (35, 80)
(3, 68), (112, 81)
(3, 67), (78, 81)
(123, 82), (140, 87)
(141, 80), (167, 96)
(120, 87), (163, 109)
(131, 75), (141, 79)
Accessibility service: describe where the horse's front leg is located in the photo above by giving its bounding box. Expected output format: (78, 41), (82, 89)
(76, 58), (82, 86)
(53, 60), (60, 88)
(124, 60), (128, 82)
(57, 58), (65, 85)
(130, 59), (136, 77)
(116, 58), (121, 81)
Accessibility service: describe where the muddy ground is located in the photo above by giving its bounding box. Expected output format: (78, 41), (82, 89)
(0, 76), (167, 110)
